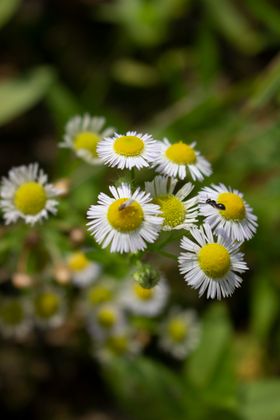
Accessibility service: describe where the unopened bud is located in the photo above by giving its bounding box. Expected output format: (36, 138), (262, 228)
(70, 228), (86, 245)
(133, 262), (160, 289)
(54, 264), (71, 284)
(54, 178), (71, 196)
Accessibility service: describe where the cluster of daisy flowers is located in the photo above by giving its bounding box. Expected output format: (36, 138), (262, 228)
(0, 114), (258, 316)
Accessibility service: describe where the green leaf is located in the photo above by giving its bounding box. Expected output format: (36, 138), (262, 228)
(0, 67), (55, 126)
(103, 357), (187, 420)
(185, 304), (237, 410)
(0, 0), (21, 29)
(250, 274), (278, 342)
(202, 0), (264, 54)
(239, 380), (280, 420)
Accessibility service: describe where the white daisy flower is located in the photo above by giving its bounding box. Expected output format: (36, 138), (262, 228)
(154, 138), (212, 181)
(33, 288), (66, 328)
(86, 183), (163, 254)
(178, 224), (248, 300)
(97, 131), (159, 170)
(87, 303), (126, 342)
(95, 327), (144, 362)
(67, 251), (101, 288)
(59, 114), (114, 165)
(0, 298), (31, 339)
(159, 308), (200, 360)
(119, 277), (169, 317)
(85, 277), (116, 308)
(199, 184), (258, 242)
(0, 163), (59, 226)
(145, 175), (198, 230)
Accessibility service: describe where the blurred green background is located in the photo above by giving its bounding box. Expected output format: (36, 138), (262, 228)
(0, 0), (280, 419)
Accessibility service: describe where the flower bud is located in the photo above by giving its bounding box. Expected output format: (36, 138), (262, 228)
(133, 262), (160, 289)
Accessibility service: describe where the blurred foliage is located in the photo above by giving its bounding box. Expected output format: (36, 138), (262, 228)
(0, 0), (280, 419)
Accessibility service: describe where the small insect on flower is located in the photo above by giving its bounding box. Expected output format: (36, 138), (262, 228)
(97, 131), (160, 170)
(199, 184), (258, 242)
(0, 163), (59, 225)
(178, 224), (248, 300)
(206, 198), (226, 210)
(153, 138), (212, 181)
(86, 183), (163, 253)
(59, 114), (114, 165)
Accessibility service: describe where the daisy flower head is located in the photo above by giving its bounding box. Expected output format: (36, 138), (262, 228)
(0, 297), (31, 339)
(87, 183), (163, 254)
(159, 308), (200, 360)
(145, 175), (198, 231)
(178, 224), (248, 300)
(199, 184), (258, 242)
(67, 251), (101, 288)
(97, 131), (159, 170)
(119, 277), (169, 317)
(87, 303), (125, 342)
(85, 278), (116, 309)
(154, 138), (212, 181)
(95, 327), (144, 362)
(33, 288), (66, 328)
(0, 163), (59, 225)
(60, 114), (114, 165)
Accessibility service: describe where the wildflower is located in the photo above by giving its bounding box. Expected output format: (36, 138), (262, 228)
(159, 308), (200, 359)
(119, 278), (169, 316)
(97, 131), (159, 170)
(145, 175), (198, 230)
(199, 184), (258, 242)
(67, 251), (101, 287)
(0, 163), (59, 225)
(33, 289), (65, 328)
(178, 224), (248, 299)
(154, 138), (212, 181)
(0, 297), (31, 338)
(60, 114), (114, 165)
(87, 183), (163, 253)
(85, 278), (115, 308)
(132, 261), (160, 289)
(87, 303), (125, 341)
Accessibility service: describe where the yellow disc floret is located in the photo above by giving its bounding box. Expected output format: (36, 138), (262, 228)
(167, 318), (188, 342)
(198, 243), (230, 278)
(107, 198), (144, 232)
(133, 283), (154, 300)
(34, 292), (60, 319)
(154, 195), (185, 228)
(114, 135), (144, 156)
(217, 192), (246, 221)
(97, 307), (117, 328)
(14, 182), (47, 215)
(165, 142), (196, 165)
(88, 285), (112, 305)
(73, 132), (100, 157)
(107, 334), (128, 354)
(68, 252), (90, 272)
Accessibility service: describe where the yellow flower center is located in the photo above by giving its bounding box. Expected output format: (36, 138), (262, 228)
(107, 198), (144, 232)
(217, 192), (246, 221)
(14, 182), (47, 215)
(167, 318), (188, 342)
(0, 301), (24, 326)
(133, 283), (154, 300)
(97, 307), (117, 328)
(68, 252), (89, 272)
(114, 135), (144, 156)
(198, 243), (230, 278)
(165, 142), (196, 165)
(34, 292), (60, 319)
(88, 285), (112, 305)
(73, 132), (100, 157)
(107, 335), (128, 354)
(154, 195), (185, 228)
